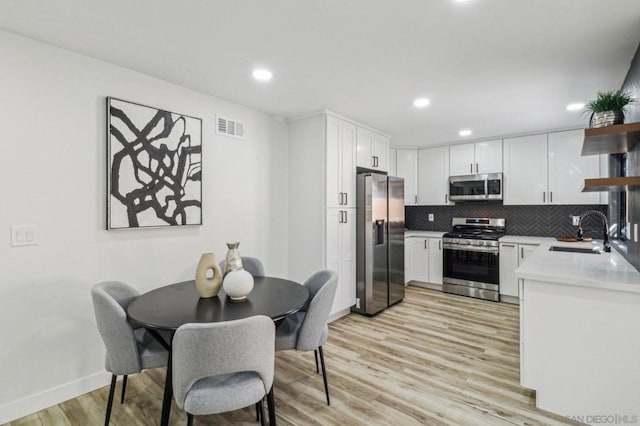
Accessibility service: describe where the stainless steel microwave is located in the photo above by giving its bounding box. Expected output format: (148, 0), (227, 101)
(448, 173), (503, 201)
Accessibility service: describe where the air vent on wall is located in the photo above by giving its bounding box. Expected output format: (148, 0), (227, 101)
(216, 115), (245, 139)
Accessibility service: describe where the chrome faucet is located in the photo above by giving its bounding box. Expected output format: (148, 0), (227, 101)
(577, 210), (611, 252)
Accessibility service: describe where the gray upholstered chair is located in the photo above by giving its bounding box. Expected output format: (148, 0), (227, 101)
(91, 281), (169, 425)
(172, 315), (276, 426)
(275, 270), (338, 405)
(219, 256), (265, 277)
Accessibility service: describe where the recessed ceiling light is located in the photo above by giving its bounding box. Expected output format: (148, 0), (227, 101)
(566, 103), (585, 111)
(413, 98), (431, 108)
(459, 129), (472, 137)
(252, 69), (273, 81)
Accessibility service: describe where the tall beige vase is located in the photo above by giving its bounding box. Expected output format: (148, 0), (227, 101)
(195, 253), (223, 298)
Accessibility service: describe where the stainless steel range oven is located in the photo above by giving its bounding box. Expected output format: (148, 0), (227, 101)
(442, 218), (505, 302)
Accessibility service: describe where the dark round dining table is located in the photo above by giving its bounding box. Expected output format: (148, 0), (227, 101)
(127, 276), (309, 426)
(128, 276), (309, 331)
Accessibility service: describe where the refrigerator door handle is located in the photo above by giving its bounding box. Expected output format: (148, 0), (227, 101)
(375, 219), (385, 245)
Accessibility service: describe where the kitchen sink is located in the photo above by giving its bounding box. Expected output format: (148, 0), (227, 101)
(548, 246), (600, 254)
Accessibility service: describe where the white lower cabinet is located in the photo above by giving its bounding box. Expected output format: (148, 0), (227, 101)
(326, 208), (356, 314)
(428, 238), (443, 285)
(499, 242), (539, 299)
(406, 236), (443, 285)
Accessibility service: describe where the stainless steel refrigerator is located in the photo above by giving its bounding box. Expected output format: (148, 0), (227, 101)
(353, 173), (405, 316)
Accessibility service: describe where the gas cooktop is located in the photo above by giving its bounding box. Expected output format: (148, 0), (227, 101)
(443, 218), (506, 241)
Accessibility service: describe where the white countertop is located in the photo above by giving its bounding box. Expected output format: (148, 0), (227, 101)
(405, 230), (446, 238)
(499, 235), (556, 245)
(516, 240), (640, 293)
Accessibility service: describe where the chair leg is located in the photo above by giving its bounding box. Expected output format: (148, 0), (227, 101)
(187, 413), (194, 426)
(258, 399), (266, 426)
(318, 346), (330, 406)
(266, 387), (276, 426)
(120, 375), (128, 404)
(105, 374), (117, 426)
(255, 400), (261, 422)
(314, 349), (319, 373)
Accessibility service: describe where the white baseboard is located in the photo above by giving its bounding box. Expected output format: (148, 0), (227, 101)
(500, 295), (520, 304)
(0, 371), (111, 424)
(328, 307), (351, 323)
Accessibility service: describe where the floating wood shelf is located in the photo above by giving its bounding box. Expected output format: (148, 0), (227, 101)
(581, 122), (640, 156)
(582, 176), (640, 192)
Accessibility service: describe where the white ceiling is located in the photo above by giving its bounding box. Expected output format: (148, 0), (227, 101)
(1, 0), (639, 147)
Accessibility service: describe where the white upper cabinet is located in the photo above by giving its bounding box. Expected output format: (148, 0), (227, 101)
(449, 140), (502, 176)
(503, 134), (548, 205)
(356, 127), (373, 169)
(505, 131), (602, 206)
(418, 146), (451, 205)
(326, 116), (356, 208)
(356, 127), (388, 171)
(547, 130), (600, 205)
(372, 134), (389, 172)
(449, 143), (476, 176)
(396, 149), (418, 206)
(475, 140), (503, 174)
(388, 147), (397, 176)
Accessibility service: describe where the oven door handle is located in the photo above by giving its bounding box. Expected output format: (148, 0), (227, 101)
(443, 244), (499, 254)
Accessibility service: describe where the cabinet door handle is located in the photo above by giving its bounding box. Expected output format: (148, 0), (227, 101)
(550, 191), (553, 203)
(375, 156), (379, 167)
(339, 211), (343, 223)
(414, 194), (417, 204)
(439, 240), (441, 250)
(345, 193), (348, 205)
(502, 244), (515, 247)
(476, 163), (479, 173)
(339, 192), (343, 205)
(543, 192), (546, 203)
(372, 156), (376, 167)
(520, 247), (524, 259)
(344, 211), (347, 224)
(424, 240), (427, 249)
(470, 163), (473, 173)
(445, 194), (448, 204)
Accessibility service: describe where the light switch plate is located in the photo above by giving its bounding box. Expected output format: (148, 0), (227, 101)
(11, 225), (38, 247)
(571, 215), (580, 226)
(428, 214), (434, 222)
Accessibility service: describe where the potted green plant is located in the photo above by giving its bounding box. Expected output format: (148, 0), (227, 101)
(585, 90), (636, 128)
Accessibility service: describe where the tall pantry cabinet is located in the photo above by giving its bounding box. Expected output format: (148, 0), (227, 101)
(288, 112), (388, 318)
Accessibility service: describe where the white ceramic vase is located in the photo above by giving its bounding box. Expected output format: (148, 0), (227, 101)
(195, 253), (223, 298)
(223, 269), (254, 301)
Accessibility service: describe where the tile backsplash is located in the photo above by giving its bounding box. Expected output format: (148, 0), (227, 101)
(406, 202), (608, 238)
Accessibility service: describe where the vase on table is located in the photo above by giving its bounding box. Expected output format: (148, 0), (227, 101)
(223, 269), (254, 301)
(223, 242), (244, 276)
(195, 253), (223, 298)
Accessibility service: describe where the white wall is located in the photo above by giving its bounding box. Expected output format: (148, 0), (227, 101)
(0, 30), (289, 423)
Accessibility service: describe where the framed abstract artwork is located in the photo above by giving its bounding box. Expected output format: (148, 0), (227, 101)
(107, 97), (202, 229)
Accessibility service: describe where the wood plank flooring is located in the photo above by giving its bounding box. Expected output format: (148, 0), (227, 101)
(6, 287), (582, 426)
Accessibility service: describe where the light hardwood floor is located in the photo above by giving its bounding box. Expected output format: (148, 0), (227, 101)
(6, 286), (581, 426)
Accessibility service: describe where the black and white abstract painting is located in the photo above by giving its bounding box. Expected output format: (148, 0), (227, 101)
(107, 97), (202, 229)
